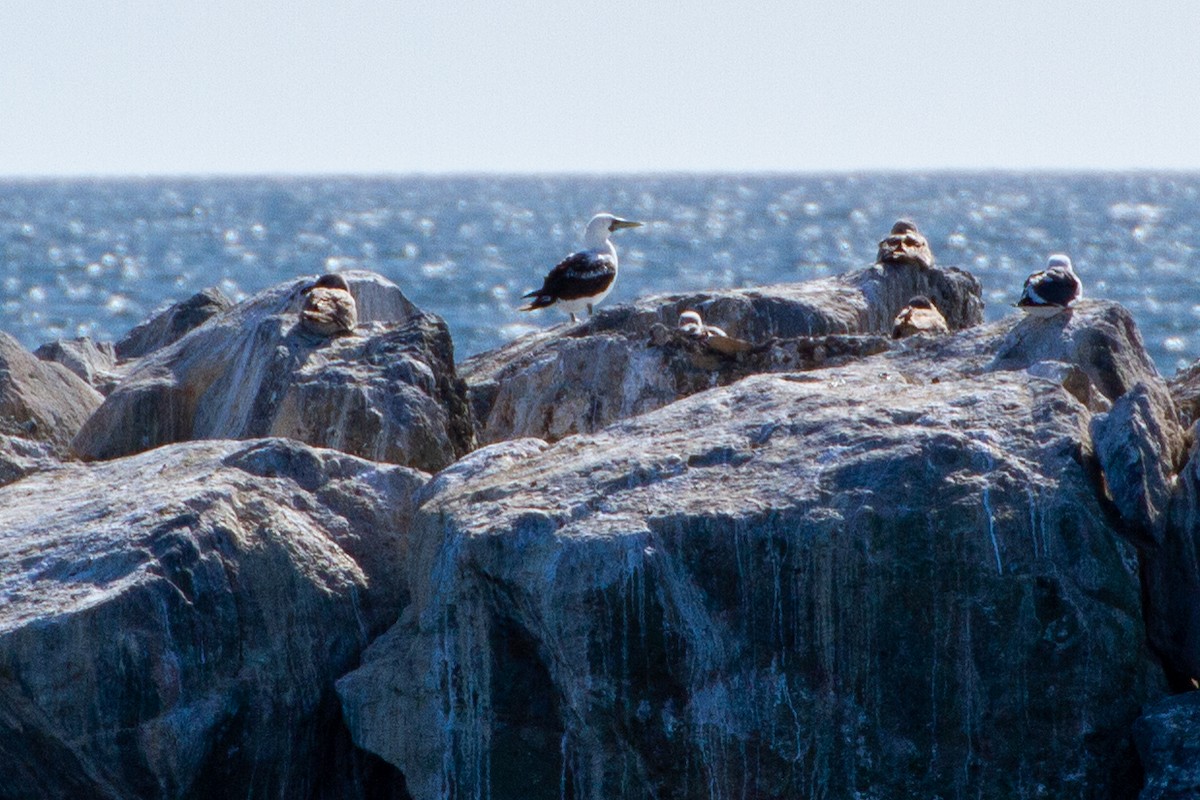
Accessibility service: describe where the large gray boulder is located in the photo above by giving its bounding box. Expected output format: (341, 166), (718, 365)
(0, 437), (425, 800)
(0, 330), (104, 455)
(338, 300), (1169, 800)
(463, 261), (983, 444)
(71, 271), (475, 473)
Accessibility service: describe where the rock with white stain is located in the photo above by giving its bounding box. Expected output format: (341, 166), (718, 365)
(338, 300), (1174, 800)
(71, 271), (475, 473)
(0, 437), (424, 800)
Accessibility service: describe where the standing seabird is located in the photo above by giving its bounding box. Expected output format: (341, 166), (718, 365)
(299, 273), (358, 336)
(1016, 254), (1082, 317)
(891, 295), (949, 339)
(521, 213), (643, 322)
(876, 219), (935, 270)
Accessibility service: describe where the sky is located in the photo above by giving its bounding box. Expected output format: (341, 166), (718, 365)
(1, 1), (1198, 176)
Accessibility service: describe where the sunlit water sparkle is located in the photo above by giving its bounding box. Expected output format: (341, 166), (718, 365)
(1, 173), (1197, 372)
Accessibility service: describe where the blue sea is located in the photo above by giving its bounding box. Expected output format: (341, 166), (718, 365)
(1, 174), (1197, 372)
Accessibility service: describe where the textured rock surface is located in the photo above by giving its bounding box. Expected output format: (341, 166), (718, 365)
(34, 336), (122, 394)
(1168, 359), (1200, 427)
(114, 287), (234, 361)
(1135, 692), (1200, 800)
(0, 437), (425, 800)
(0, 434), (58, 488)
(464, 261), (984, 444)
(71, 271), (474, 472)
(0, 331), (104, 454)
(339, 300), (1168, 800)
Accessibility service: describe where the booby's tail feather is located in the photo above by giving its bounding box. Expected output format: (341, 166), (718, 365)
(520, 293), (554, 312)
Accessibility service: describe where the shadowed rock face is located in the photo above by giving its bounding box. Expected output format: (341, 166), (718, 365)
(0, 438), (424, 800)
(463, 261), (983, 444)
(70, 272), (475, 473)
(1135, 692), (1200, 800)
(0, 331), (104, 456)
(339, 301), (1172, 800)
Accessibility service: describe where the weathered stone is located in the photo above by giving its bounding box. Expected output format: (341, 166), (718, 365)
(1135, 691), (1200, 800)
(34, 336), (122, 394)
(1091, 381), (1187, 542)
(114, 287), (233, 361)
(71, 271), (475, 472)
(1147, 434), (1200, 687)
(339, 305), (1164, 800)
(0, 438), (424, 800)
(1168, 359), (1200, 427)
(0, 434), (58, 488)
(0, 331), (104, 455)
(464, 262), (983, 444)
(989, 303), (1162, 403)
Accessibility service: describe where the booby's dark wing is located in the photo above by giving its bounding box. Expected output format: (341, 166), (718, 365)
(521, 250), (616, 310)
(1018, 267), (1080, 307)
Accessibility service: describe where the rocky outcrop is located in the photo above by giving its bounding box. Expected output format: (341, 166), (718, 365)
(0, 331), (104, 455)
(34, 336), (122, 394)
(0, 434), (57, 488)
(71, 271), (475, 473)
(114, 287), (233, 361)
(463, 261), (983, 444)
(0, 437), (425, 800)
(1168, 359), (1200, 427)
(1135, 692), (1200, 800)
(338, 300), (1169, 800)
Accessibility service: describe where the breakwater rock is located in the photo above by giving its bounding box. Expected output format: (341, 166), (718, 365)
(339, 300), (1177, 800)
(0, 438), (424, 799)
(463, 260), (983, 444)
(70, 271), (474, 473)
(2, 263), (1198, 799)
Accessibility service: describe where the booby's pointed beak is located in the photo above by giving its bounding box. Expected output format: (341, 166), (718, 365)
(610, 218), (643, 231)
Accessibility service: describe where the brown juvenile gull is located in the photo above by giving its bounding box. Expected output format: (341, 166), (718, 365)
(891, 295), (949, 339)
(876, 219), (935, 269)
(299, 273), (358, 336)
(1016, 254), (1082, 317)
(521, 213), (643, 323)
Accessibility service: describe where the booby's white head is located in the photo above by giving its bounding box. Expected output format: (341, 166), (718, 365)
(584, 213), (643, 248)
(1047, 254), (1074, 271)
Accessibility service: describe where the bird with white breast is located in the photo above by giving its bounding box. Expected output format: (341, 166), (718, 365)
(521, 213), (643, 323)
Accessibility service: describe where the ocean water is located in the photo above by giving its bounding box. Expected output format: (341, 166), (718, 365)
(1, 173), (1197, 372)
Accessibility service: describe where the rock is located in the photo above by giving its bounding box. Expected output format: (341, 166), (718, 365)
(338, 302), (1164, 800)
(1135, 692), (1200, 800)
(464, 262), (983, 444)
(0, 438), (425, 800)
(1168, 359), (1200, 427)
(989, 303), (1162, 403)
(1147, 435), (1200, 687)
(0, 434), (59, 488)
(0, 331), (104, 455)
(71, 271), (475, 473)
(34, 336), (122, 394)
(1091, 382), (1187, 542)
(114, 287), (233, 361)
